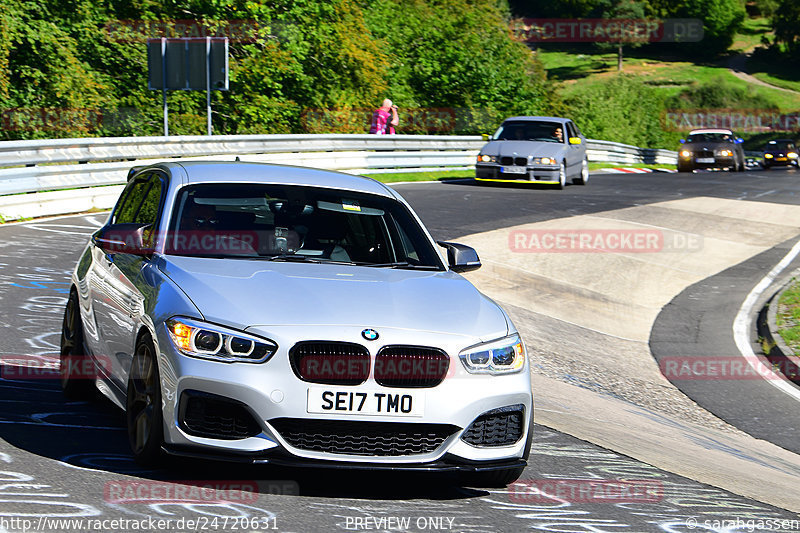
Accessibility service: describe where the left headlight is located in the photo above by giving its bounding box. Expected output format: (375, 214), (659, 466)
(165, 317), (277, 363)
(459, 334), (526, 375)
(532, 157), (557, 165)
(716, 149), (733, 157)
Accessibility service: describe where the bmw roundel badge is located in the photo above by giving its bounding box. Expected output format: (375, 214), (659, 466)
(361, 328), (379, 341)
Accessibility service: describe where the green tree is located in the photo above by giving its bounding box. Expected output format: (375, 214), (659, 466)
(598, 0), (648, 72)
(364, 0), (557, 134)
(648, 0), (746, 56)
(772, 0), (800, 56)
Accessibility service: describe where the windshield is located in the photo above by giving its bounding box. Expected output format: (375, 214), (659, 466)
(686, 133), (734, 143)
(764, 141), (795, 151)
(493, 120), (564, 143)
(164, 184), (443, 269)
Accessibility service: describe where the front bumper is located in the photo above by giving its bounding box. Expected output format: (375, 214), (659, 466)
(155, 324), (533, 468)
(475, 163), (559, 183)
(763, 156), (797, 167)
(161, 444), (527, 472)
(681, 156), (735, 169)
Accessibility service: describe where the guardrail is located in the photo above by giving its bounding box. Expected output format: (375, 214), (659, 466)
(585, 139), (677, 166)
(0, 134), (677, 222)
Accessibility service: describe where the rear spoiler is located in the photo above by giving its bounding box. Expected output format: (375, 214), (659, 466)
(126, 165), (148, 181)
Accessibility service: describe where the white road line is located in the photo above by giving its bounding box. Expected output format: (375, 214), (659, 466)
(752, 189), (778, 199)
(733, 237), (800, 403)
(83, 215), (105, 227)
(26, 225), (97, 236)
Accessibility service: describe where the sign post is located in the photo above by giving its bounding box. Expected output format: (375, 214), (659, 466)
(161, 38), (168, 136)
(147, 37), (229, 136)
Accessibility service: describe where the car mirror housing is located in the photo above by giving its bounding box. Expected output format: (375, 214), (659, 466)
(568, 137), (582, 145)
(93, 223), (154, 256)
(679, 139), (685, 144)
(735, 138), (744, 144)
(437, 241), (481, 273)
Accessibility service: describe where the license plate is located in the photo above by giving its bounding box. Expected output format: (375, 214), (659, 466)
(777, 157), (787, 161)
(307, 387), (425, 417)
(501, 165), (527, 174)
(696, 157), (715, 163)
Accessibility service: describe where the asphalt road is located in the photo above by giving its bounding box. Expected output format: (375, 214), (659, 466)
(1, 167), (800, 532)
(651, 237), (800, 454)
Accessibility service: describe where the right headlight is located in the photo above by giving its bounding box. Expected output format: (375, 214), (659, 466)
(477, 154), (497, 163)
(679, 150), (692, 158)
(165, 317), (277, 363)
(459, 334), (526, 375)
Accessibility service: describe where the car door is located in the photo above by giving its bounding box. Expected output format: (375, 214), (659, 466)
(565, 121), (586, 178)
(90, 172), (165, 391)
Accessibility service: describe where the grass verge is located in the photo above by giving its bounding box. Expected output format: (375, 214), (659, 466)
(361, 169), (474, 182)
(776, 277), (800, 355)
(588, 162), (675, 171)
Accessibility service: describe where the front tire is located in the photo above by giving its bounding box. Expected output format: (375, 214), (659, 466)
(677, 163), (692, 173)
(60, 290), (93, 399)
(573, 159), (589, 185)
(126, 333), (164, 466)
(556, 162), (566, 189)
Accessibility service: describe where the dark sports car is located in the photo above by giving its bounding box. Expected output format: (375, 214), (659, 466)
(762, 139), (799, 169)
(677, 129), (746, 172)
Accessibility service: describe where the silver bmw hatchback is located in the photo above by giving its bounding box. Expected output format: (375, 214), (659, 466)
(61, 161), (533, 486)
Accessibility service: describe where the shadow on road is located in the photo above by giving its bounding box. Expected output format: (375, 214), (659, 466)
(0, 368), (485, 501)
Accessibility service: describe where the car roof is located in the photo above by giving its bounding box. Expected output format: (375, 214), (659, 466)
(688, 129), (734, 135)
(503, 116), (571, 123)
(146, 161), (396, 198)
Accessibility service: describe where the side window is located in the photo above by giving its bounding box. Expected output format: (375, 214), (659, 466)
(113, 175), (153, 225)
(566, 122), (578, 139)
(134, 177), (164, 227)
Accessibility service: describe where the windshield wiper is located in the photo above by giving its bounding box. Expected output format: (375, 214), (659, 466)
(265, 254), (365, 266)
(266, 254), (322, 263)
(363, 262), (441, 270)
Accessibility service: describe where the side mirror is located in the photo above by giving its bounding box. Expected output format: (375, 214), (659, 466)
(437, 241), (481, 273)
(481, 133), (490, 141)
(93, 223), (153, 256)
(568, 137), (582, 145)
(735, 138), (744, 144)
(679, 139), (685, 144)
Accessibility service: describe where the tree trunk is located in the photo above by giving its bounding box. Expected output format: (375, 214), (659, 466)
(618, 44), (623, 72)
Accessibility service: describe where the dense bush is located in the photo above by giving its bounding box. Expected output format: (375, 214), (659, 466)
(664, 77), (777, 111)
(563, 75), (780, 148)
(563, 75), (673, 147)
(0, 0), (557, 139)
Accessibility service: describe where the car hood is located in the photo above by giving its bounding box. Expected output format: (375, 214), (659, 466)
(683, 142), (735, 150)
(158, 256), (509, 339)
(480, 140), (564, 158)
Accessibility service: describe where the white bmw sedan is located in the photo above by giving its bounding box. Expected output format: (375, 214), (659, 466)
(60, 161), (533, 486)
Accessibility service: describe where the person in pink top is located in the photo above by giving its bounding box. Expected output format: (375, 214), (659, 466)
(369, 99), (399, 134)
